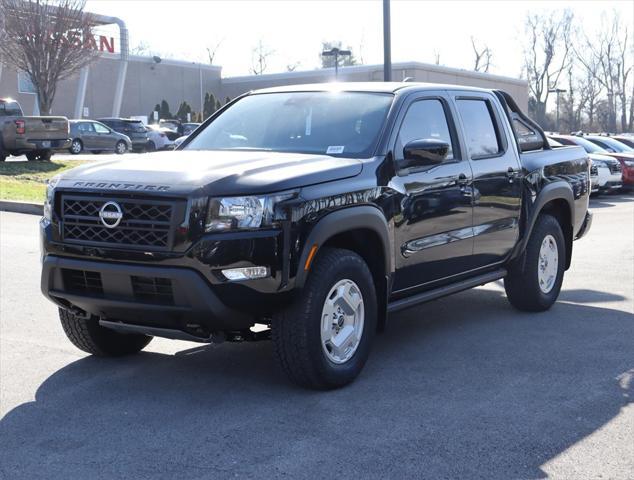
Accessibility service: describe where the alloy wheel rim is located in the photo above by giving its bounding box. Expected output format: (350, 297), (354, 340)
(538, 234), (559, 294)
(72, 141), (81, 153)
(320, 279), (364, 364)
(117, 143), (125, 154)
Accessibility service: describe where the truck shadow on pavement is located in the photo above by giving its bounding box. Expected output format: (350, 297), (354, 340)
(1, 288), (632, 480)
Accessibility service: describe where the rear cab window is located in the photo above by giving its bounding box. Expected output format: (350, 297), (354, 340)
(0, 100), (23, 117)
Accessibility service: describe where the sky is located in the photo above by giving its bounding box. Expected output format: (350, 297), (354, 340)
(84, 0), (634, 79)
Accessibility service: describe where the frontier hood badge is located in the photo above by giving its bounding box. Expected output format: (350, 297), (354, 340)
(99, 201), (123, 228)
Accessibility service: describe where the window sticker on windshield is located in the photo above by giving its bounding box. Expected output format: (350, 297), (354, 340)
(305, 107), (312, 136)
(326, 145), (345, 154)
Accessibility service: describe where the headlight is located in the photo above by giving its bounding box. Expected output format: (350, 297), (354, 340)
(43, 175), (61, 221)
(205, 193), (294, 232)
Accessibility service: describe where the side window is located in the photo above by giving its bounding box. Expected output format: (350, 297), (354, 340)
(456, 99), (502, 159)
(93, 123), (109, 134)
(592, 140), (614, 152)
(396, 99), (455, 161)
(78, 123), (93, 133)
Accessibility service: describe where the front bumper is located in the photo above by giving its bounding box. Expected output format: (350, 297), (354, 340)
(40, 213), (296, 335)
(42, 255), (253, 335)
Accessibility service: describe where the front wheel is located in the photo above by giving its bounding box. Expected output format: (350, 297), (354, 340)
(59, 309), (152, 356)
(504, 214), (565, 312)
(115, 141), (127, 155)
(272, 248), (377, 389)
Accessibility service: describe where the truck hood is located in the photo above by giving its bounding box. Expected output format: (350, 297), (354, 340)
(59, 150), (363, 196)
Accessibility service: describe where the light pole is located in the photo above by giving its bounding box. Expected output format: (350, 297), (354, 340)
(321, 47), (351, 79)
(383, 0), (391, 81)
(549, 88), (566, 132)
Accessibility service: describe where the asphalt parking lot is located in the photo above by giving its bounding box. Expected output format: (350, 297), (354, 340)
(1, 194), (632, 480)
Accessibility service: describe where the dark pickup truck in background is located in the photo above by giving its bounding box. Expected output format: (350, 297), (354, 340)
(0, 98), (70, 161)
(40, 83), (592, 389)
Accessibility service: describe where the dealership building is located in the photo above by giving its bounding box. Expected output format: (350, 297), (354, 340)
(0, 14), (528, 120)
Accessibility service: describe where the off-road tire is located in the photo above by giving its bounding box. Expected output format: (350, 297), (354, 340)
(59, 308), (152, 356)
(26, 150), (52, 161)
(504, 214), (565, 312)
(272, 248), (377, 389)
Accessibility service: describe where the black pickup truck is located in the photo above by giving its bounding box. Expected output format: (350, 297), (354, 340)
(40, 83), (592, 389)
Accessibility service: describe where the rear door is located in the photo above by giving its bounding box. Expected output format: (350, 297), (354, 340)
(451, 92), (522, 267)
(391, 92), (475, 292)
(78, 122), (97, 149)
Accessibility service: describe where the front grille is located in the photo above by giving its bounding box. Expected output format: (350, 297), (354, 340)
(609, 162), (622, 174)
(61, 195), (176, 250)
(62, 268), (103, 295)
(131, 276), (174, 304)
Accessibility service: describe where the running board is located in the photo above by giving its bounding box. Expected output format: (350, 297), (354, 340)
(387, 269), (507, 314)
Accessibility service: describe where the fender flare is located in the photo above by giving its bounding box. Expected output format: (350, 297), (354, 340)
(513, 181), (574, 266)
(294, 205), (393, 289)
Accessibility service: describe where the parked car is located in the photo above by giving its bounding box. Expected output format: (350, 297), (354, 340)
(582, 135), (634, 187)
(173, 135), (188, 149)
(145, 125), (174, 151)
(68, 120), (132, 155)
(40, 83), (591, 389)
(158, 119), (183, 140)
(182, 123), (201, 136)
(97, 118), (148, 152)
(611, 135), (634, 149)
(549, 135), (622, 193)
(0, 97), (70, 161)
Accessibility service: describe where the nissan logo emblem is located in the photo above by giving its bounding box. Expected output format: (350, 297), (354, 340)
(99, 201), (123, 228)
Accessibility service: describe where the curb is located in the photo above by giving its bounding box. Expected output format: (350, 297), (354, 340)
(0, 200), (43, 216)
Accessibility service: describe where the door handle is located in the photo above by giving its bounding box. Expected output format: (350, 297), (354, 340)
(457, 173), (469, 186)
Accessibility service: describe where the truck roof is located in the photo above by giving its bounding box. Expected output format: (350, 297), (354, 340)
(250, 82), (499, 95)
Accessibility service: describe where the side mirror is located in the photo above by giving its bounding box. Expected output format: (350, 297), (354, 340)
(401, 139), (449, 170)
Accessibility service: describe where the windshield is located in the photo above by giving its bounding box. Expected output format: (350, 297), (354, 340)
(185, 91), (393, 158)
(566, 136), (607, 154)
(124, 121), (146, 133)
(590, 136), (634, 153)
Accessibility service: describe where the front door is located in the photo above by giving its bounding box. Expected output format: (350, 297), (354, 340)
(452, 93), (522, 266)
(391, 94), (475, 293)
(92, 122), (113, 150)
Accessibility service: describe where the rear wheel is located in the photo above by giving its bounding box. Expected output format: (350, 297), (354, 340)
(115, 141), (127, 155)
(504, 214), (565, 312)
(272, 248), (377, 389)
(69, 139), (83, 154)
(59, 308), (152, 356)
(26, 150), (52, 161)
(146, 140), (156, 152)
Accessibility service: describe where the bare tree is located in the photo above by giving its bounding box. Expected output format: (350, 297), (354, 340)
(576, 12), (632, 132)
(250, 40), (274, 75)
(433, 49), (441, 66)
(0, 0), (98, 114)
(471, 37), (492, 73)
(523, 9), (574, 126)
(206, 38), (224, 65)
